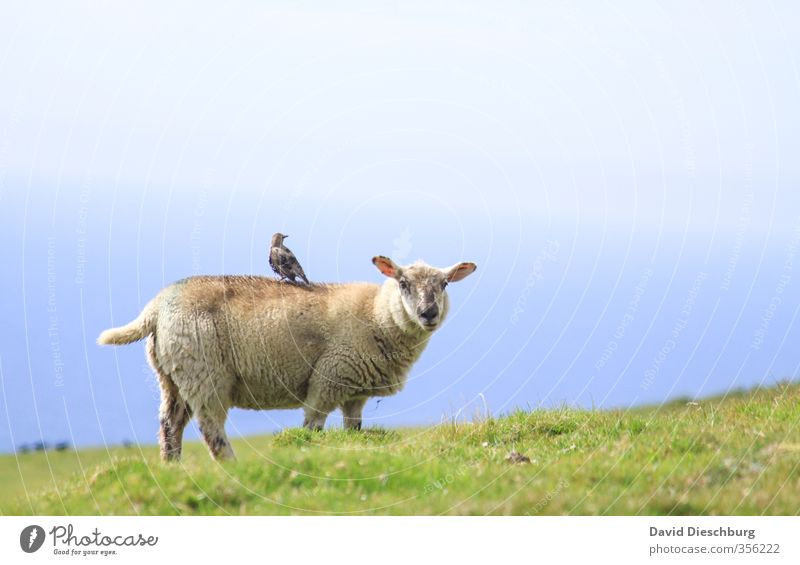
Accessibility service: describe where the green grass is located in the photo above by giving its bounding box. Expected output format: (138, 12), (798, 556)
(3, 383), (800, 515)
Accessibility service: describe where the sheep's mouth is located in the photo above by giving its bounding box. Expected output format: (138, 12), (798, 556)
(420, 319), (439, 331)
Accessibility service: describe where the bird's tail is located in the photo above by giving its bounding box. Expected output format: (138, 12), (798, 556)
(97, 297), (159, 345)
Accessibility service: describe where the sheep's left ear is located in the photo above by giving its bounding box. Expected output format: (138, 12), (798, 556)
(443, 262), (477, 282)
(372, 256), (403, 279)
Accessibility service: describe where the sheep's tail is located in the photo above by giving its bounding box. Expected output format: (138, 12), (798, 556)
(97, 297), (159, 346)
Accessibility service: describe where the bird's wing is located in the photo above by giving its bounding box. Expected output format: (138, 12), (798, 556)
(276, 248), (296, 267)
(282, 249), (309, 283)
(293, 262), (308, 279)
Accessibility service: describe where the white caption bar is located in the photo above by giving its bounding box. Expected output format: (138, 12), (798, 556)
(1, 516), (798, 564)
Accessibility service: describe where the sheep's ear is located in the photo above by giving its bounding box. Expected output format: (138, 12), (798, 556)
(443, 262), (477, 282)
(372, 256), (402, 279)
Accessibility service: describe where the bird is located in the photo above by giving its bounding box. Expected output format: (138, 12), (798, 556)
(269, 233), (310, 285)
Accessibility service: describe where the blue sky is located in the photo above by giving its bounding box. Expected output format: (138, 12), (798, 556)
(1, 1), (799, 451)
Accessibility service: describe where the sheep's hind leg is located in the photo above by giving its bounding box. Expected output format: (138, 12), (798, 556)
(150, 336), (192, 462)
(159, 390), (192, 462)
(197, 405), (235, 461)
(342, 398), (367, 431)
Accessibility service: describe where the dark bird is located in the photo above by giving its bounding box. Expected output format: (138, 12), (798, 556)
(269, 233), (310, 285)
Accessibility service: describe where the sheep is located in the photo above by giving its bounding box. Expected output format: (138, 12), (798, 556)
(97, 255), (477, 461)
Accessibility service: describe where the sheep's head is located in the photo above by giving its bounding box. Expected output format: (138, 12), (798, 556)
(372, 256), (477, 332)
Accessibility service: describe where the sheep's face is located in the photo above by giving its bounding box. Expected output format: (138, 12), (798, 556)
(373, 256), (477, 332)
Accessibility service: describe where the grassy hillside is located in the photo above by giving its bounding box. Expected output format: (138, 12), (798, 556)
(3, 383), (800, 515)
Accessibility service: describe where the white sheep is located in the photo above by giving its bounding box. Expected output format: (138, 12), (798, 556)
(98, 256), (477, 461)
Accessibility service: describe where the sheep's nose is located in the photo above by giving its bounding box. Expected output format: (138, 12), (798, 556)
(419, 305), (439, 322)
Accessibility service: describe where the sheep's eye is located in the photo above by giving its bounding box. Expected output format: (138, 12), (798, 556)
(399, 279), (410, 291)
(441, 280), (449, 290)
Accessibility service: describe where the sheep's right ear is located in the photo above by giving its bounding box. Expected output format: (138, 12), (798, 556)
(443, 261), (477, 282)
(372, 256), (402, 279)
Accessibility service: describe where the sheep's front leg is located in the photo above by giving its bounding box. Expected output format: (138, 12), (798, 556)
(305, 351), (368, 431)
(302, 409), (330, 431)
(303, 376), (339, 431)
(302, 389), (335, 430)
(342, 397), (367, 431)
